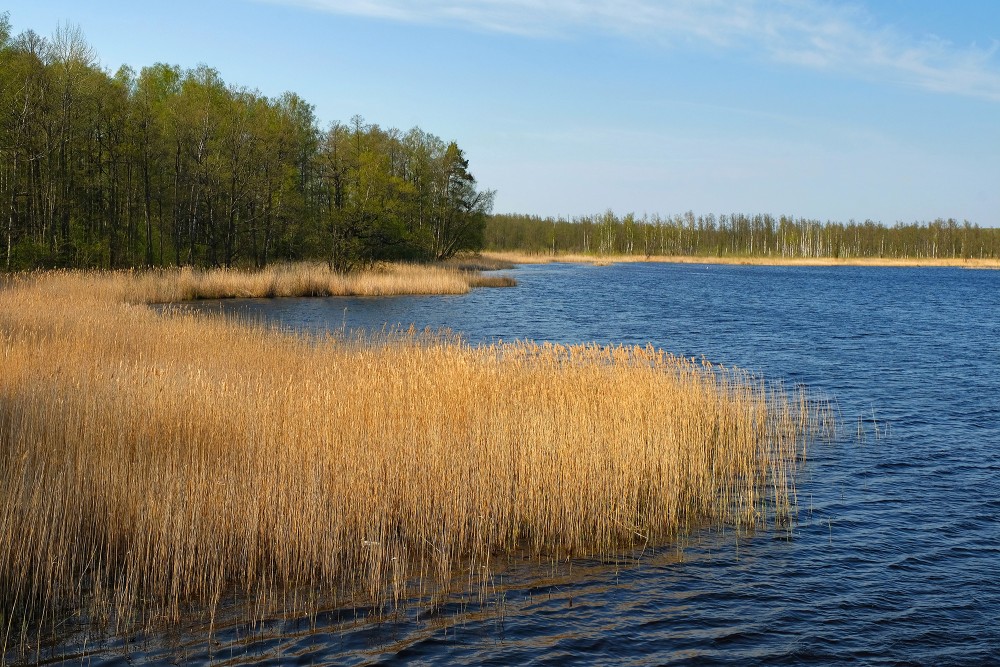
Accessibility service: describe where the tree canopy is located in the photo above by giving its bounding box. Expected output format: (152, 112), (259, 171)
(0, 14), (494, 271)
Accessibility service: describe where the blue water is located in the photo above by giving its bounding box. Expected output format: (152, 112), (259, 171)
(141, 264), (1000, 664)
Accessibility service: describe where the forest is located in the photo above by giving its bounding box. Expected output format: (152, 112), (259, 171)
(486, 212), (1000, 260)
(0, 14), (494, 272)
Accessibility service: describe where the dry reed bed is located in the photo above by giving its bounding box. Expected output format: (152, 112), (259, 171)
(0, 267), (830, 657)
(127, 262), (515, 303)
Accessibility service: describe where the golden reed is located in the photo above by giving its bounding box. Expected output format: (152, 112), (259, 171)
(0, 265), (830, 658)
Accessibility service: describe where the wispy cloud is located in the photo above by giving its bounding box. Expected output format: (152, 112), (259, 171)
(262, 0), (1000, 102)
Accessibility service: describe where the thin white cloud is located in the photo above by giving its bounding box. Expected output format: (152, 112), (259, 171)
(261, 0), (1000, 102)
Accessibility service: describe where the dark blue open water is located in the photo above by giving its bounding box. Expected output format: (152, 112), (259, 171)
(137, 263), (1000, 664)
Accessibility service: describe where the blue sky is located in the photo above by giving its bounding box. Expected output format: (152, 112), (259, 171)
(6, 1), (1000, 225)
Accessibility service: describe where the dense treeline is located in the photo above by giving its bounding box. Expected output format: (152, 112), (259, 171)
(0, 15), (493, 271)
(487, 211), (1000, 260)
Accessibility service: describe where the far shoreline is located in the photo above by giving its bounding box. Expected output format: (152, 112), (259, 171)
(480, 250), (1000, 269)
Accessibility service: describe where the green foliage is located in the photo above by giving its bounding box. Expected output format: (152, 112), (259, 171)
(0, 18), (493, 271)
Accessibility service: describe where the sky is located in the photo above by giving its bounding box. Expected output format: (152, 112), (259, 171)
(5, 1), (1000, 225)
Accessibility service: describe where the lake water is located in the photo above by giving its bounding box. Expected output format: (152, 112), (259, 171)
(139, 263), (1000, 664)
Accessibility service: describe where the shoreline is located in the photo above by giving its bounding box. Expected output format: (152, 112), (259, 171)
(481, 250), (1000, 269)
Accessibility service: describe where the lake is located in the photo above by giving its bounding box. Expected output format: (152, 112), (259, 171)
(148, 263), (1000, 664)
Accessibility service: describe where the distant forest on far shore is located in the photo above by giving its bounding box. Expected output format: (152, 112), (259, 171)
(486, 212), (1000, 260)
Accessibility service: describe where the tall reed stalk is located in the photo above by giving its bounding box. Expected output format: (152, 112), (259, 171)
(0, 266), (831, 661)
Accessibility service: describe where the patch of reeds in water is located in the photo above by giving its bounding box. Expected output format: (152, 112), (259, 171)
(125, 261), (515, 303)
(442, 254), (518, 272)
(0, 267), (832, 660)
